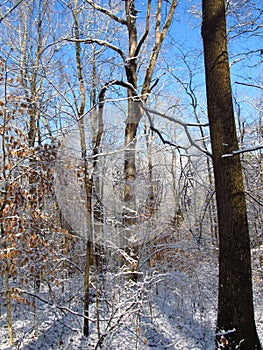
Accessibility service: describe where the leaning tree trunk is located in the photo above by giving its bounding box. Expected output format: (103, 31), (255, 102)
(201, 1), (261, 349)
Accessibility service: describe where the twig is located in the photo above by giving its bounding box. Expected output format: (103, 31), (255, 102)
(14, 288), (96, 322)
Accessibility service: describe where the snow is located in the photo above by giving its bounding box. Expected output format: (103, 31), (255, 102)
(0, 243), (262, 350)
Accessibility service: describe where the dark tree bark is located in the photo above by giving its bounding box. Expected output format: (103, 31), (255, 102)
(201, 1), (261, 349)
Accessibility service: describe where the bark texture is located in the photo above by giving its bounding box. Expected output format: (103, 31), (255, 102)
(201, 1), (261, 349)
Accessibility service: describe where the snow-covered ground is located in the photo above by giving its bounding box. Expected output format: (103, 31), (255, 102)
(1, 245), (262, 349)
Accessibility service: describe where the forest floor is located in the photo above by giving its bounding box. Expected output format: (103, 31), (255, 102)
(0, 243), (262, 350)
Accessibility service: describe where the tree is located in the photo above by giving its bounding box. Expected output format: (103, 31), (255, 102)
(75, 0), (177, 217)
(0, 55), (60, 345)
(73, 0), (178, 281)
(1, 0), (60, 147)
(58, 0), (107, 336)
(201, 0), (261, 348)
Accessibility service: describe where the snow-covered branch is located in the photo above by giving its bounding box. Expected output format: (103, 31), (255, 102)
(85, 0), (127, 26)
(143, 105), (212, 156)
(222, 144), (263, 158)
(14, 289), (96, 322)
(63, 37), (126, 62)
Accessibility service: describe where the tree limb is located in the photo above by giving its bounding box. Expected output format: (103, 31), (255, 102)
(235, 81), (263, 90)
(85, 0), (127, 25)
(0, 0), (24, 22)
(159, 0), (178, 42)
(141, 0), (177, 97)
(13, 288), (96, 321)
(222, 144), (263, 158)
(142, 105), (212, 156)
(63, 37), (126, 62)
(135, 0), (151, 57)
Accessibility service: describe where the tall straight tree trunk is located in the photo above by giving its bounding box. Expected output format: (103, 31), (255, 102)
(123, 101), (141, 216)
(123, 0), (140, 218)
(73, 0), (92, 336)
(201, 1), (261, 349)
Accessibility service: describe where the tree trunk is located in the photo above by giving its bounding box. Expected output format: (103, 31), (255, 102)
(123, 0), (177, 218)
(123, 0), (140, 219)
(4, 244), (14, 346)
(201, 1), (261, 349)
(73, 0), (92, 336)
(123, 101), (141, 214)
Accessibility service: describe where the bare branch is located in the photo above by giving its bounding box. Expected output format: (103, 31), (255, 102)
(141, 0), (177, 97)
(160, 0), (178, 42)
(245, 191), (263, 207)
(98, 79), (138, 100)
(14, 289), (96, 322)
(235, 81), (263, 90)
(97, 81), (204, 157)
(135, 0), (151, 57)
(0, 0), (24, 22)
(96, 79), (210, 156)
(222, 144), (263, 158)
(143, 105), (212, 156)
(63, 37), (126, 62)
(85, 0), (127, 25)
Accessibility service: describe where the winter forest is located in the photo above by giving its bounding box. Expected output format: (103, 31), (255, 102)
(0, 0), (262, 349)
